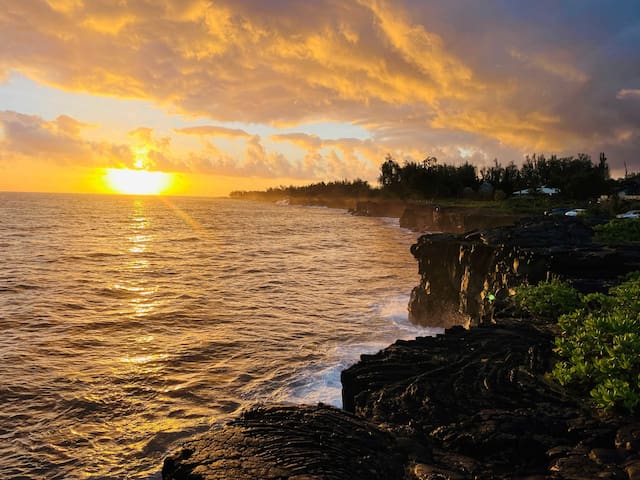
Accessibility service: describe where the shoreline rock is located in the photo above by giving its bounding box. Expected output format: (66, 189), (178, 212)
(163, 322), (640, 479)
(399, 204), (520, 233)
(162, 404), (416, 480)
(409, 216), (640, 327)
(341, 321), (640, 479)
(351, 200), (521, 233)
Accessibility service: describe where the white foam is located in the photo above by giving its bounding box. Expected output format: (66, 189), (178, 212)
(285, 342), (392, 407)
(286, 294), (442, 407)
(377, 216), (416, 235)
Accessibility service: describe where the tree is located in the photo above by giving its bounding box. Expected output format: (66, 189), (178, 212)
(379, 154), (401, 191)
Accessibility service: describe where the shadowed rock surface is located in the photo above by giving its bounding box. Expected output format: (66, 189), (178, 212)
(409, 216), (640, 327)
(162, 404), (416, 480)
(342, 321), (640, 479)
(163, 323), (640, 479)
(351, 200), (408, 219)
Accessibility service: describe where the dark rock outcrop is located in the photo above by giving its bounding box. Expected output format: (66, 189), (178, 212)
(351, 201), (521, 233)
(399, 205), (520, 233)
(162, 323), (640, 480)
(351, 200), (408, 218)
(162, 404), (418, 480)
(342, 321), (640, 479)
(409, 216), (640, 327)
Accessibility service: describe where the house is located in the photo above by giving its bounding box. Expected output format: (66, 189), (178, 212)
(617, 178), (640, 200)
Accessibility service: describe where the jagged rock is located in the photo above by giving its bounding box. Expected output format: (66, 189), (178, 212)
(342, 322), (640, 479)
(162, 404), (416, 480)
(408, 216), (640, 326)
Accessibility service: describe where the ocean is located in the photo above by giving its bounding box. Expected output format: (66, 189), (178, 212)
(0, 193), (438, 479)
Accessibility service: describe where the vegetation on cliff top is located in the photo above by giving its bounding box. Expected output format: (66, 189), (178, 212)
(516, 274), (640, 413)
(230, 179), (374, 201)
(378, 152), (611, 200)
(231, 152), (640, 207)
(594, 218), (640, 244)
(514, 278), (583, 322)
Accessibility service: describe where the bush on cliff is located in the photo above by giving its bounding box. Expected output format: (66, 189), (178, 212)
(514, 278), (582, 321)
(552, 273), (640, 413)
(594, 218), (640, 244)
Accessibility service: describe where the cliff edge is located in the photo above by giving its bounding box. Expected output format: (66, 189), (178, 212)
(409, 216), (640, 327)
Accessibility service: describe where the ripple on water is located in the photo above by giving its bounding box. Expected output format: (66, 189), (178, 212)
(0, 194), (429, 479)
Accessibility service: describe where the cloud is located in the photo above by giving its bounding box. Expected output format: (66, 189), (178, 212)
(0, 110), (119, 165)
(0, 112), (186, 173)
(0, 1), (475, 121)
(183, 134), (303, 179)
(617, 89), (640, 100)
(1, 0), (639, 175)
(175, 125), (252, 139)
(509, 49), (589, 84)
(270, 133), (323, 151)
(0, 109), (378, 181)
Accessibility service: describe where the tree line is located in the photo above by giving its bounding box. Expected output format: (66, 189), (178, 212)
(379, 152), (612, 200)
(231, 152), (632, 202)
(230, 179), (373, 200)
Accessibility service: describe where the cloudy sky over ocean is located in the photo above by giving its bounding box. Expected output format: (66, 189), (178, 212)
(1, 0), (639, 195)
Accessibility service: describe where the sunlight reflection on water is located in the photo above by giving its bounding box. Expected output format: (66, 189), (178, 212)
(0, 193), (437, 479)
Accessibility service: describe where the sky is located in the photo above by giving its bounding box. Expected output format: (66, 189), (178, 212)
(0, 0), (639, 196)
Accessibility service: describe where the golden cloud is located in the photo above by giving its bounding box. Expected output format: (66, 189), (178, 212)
(175, 126), (252, 139)
(270, 133), (323, 151)
(0, 108), (384, 181)
(0, 110), (122, 165)
(1, 0), (638, 173)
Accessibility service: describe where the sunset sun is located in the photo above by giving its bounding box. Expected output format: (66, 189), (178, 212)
(105, 168), (173, 195)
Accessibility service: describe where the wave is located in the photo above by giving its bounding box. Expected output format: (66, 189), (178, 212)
(85, 252), (123, 258)
(0, 194), (424, 479)
(0, 283), (42, 293)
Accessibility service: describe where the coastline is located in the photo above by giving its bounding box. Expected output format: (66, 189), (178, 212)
(161, 203), (640, 479)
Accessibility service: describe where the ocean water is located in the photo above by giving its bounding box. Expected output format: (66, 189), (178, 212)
(0, 193), (437, 479)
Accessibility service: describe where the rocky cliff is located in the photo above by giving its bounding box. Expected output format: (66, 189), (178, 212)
(409, 216), (640, 327)
(399, 204), (520, 233)
(162, 404), (413, 480)
(163, 322), (640, 480)
(350, 199), (408, 218)
(341, 321), (640, 479)
(351, 200), (520, 233)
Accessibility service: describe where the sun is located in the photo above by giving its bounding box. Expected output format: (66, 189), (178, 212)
(105, 168), (174, 195)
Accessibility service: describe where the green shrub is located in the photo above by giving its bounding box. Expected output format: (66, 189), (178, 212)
(594, 219), (640, 244)
(551, 274), (640, 413)
(514, 278), (582, 321)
